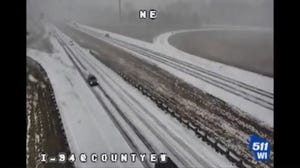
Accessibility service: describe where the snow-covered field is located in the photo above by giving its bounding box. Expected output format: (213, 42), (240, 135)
(26, 25), (235, 167)
(73, 23), (273, 128)
(153, 28), (273, 89)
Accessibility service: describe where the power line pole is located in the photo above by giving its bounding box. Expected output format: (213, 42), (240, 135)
(118, 0), (122, 22)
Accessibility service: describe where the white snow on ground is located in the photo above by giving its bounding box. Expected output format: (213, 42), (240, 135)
(77, 23), (272, 91)
(57, 29), (235, 167)
(28, 74), (38, 83)
(153, 28), (273, 92)
(26, 96), (32, 165)
(27, 37), (144, 167)
(25, 24), (238, 167)
(74, 23), (273, 128)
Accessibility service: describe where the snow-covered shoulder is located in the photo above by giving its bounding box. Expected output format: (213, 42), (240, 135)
(27, 36), (143, 168)
(74, 23), (273, 128)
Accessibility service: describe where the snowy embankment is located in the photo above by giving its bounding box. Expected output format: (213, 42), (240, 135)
(153, 27), (273, 89)
(55, 25), (235, 168)
(27, 36), (144, 168)
(73, 23), (273, 128)
(26, 25), (235, 167)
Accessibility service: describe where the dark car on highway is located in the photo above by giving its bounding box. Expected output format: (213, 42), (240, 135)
(87, 74), (98, 87)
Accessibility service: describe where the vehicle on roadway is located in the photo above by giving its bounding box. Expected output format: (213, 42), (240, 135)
(89, 49), (99, 56)
(69, 41), (74, 46)
(87, 74), (98, 87)
(105, 33), (110, 38)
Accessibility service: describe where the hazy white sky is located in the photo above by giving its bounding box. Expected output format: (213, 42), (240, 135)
(27, 0), (273, 28)
(57, 0), (210, 10)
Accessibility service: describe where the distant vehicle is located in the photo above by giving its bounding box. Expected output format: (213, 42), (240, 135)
(73, 22), (78, 27)
(105, 33), (110, 38)
(89, 49), (101, 58)
(69, 41), (74, 46)
(87, 74), (98, 87)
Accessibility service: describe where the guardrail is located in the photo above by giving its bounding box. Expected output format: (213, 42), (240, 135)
(114, 70), (266, 168)
(88, 44), (271, 168)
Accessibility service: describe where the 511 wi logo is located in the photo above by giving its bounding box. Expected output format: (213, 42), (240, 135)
(248, 135), (271, 162)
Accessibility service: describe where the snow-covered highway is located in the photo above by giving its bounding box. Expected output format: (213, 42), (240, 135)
(71, 23), (273, 128)
(27, 25), (236, 168)
(55, 23), (274, 168)
(55, 25), (236, 168)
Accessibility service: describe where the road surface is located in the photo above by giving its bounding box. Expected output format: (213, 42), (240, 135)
(69, 23), (273, 128)
(27, 25), (235, 168)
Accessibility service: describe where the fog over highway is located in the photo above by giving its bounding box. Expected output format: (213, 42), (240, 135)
(27, 1), (273, 168)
